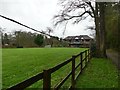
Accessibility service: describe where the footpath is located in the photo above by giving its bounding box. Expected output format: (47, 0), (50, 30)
(106, 50), (119, 70)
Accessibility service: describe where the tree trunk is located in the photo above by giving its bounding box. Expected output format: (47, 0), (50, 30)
(95, 2), (101, 57)
(94, 2), (107, 58)
(99, 2), (107, 58)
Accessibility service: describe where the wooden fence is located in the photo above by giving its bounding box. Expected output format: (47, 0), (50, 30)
(7, 49), (92, 90)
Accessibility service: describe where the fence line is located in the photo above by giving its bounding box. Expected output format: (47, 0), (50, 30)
(7, 49), (92, 90)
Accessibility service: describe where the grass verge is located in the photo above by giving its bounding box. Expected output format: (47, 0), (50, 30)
(76, 58), (118, 88)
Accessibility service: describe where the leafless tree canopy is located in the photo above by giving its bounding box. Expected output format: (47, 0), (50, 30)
(53, 0), (95, 26)
(46, 27), (54, 35)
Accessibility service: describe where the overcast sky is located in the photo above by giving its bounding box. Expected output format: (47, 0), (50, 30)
(0, 0), (94, 38)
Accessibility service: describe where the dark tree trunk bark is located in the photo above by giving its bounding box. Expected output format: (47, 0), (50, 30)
(99, 2), (107, 58)
(94, 2), (107, 58)
(95, 2), (101, 57)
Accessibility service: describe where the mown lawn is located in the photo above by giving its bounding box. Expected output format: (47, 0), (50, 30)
(2, 48), (86, 88)
(76, 58), (118, 88)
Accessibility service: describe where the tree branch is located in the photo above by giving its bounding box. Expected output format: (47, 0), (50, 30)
(85, 2), (95, 17)
(54, 10), (93, 26)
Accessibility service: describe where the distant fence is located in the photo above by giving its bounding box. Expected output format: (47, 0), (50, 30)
(7, 49), (92, 90)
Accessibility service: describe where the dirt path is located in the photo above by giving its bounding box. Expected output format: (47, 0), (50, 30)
(106, 50), (119, 70)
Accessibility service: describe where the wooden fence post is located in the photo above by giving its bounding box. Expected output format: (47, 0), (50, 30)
(71, 56), (75, 89)
(88, 49), (90, 62)
(85, 50), (87, 66)
(90, 49), (92, 59)
(80, 53), (83, 72)
(43, 69), (51, 90)
(86, 50), (88, 62)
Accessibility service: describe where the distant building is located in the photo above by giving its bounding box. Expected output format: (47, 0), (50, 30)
(64, 35), (93, 47)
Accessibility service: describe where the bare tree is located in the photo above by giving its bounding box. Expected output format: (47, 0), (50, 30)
(53, 0), (108, 57)
(54, 0), (95, 26)
(46, 27), (54, 47)
(46, 27), (54, 35)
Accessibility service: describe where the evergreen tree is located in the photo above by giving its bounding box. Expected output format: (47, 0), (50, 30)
(34, 34), (44, 47)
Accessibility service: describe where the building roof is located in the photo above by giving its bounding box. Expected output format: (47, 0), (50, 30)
(64, 35), (92, 40)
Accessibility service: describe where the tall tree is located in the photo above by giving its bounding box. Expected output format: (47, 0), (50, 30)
(0, 27), (6, 45)
(94, 2), (100, 57)
(105, 3), (119, 51)
(34, 34), (44, 47)
(99, 2), (106, 57)
(13, 30), (38, 47)
(53, 0), (114, 57)
(4, 33), (9, 45)
(46, 27), (54, 47)
(14, 31), (21, 47)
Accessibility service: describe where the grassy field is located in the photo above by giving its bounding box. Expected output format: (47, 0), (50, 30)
(2, 48), (86, 88)
(76, 58), (118, 88)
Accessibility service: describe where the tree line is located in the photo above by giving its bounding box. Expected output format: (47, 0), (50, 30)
(1, 29), (68, 48)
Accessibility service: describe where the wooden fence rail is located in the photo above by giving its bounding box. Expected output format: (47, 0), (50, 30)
(7, 49), (92, 90)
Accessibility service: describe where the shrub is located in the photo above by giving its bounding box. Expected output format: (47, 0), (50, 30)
(90, 41), (96, 57)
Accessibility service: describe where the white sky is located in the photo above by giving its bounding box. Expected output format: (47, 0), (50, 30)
(0, 0), (94, 38)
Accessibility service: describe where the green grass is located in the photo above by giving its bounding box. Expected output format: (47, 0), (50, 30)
(2, 48), (86, 88)
(76, 58), (118, 88)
